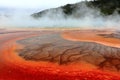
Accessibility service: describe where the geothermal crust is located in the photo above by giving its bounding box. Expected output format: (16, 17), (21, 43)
(17, 30), (120, 73)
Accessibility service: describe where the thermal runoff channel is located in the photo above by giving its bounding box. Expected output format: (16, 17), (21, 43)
(0, 29), (120, 80)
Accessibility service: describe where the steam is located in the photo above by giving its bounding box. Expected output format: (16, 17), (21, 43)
(0, 3), (120, 29)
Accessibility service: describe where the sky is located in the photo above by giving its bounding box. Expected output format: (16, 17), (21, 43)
(0, 0), (88, 9)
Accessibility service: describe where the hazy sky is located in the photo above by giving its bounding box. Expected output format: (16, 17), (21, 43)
(0, 0), (88, 9)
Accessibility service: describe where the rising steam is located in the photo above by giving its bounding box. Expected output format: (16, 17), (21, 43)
(0, 3), (120, 29)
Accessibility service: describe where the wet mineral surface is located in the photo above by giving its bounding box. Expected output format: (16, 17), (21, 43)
(17, 32), (120, 73)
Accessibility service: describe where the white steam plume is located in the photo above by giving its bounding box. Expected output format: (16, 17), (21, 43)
(0, 3), (120, 29)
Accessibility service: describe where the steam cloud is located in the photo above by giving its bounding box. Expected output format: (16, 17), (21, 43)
(0, 3), (120, 29)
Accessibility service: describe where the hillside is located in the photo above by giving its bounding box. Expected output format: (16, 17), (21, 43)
(89, 0), (120, 15)
(31, 0), (120, 19)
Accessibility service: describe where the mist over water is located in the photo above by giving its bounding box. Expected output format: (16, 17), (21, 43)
(0, 3), (120, 29)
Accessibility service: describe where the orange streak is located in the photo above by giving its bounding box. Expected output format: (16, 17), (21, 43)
(62, 30), (120, 48)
